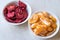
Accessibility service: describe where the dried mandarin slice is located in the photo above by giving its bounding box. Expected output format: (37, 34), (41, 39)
(42, 25), (48, 30)
(49, 15), (56, 22)
(36, 25), (47, 30)
(47, 27), (53, 32)
(35, 25), (47, 35)
(40, 18), (51, 27)
(28, 14), (38, 24)
(36, 25), (42, 29)
(34, 28), (40, 35)
(34, 27), (43, 35)
(42, 11), (49, 17)
(52, 23), (57, 29)
(39, 29), (47, 36)
(37, 12), (43, 18)
(33, 25), (43, 35)
(31, 23), (39, 29)
(36, 21), (42, 24)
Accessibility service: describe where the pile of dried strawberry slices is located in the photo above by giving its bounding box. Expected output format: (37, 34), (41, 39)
(3, 1), (28, 23)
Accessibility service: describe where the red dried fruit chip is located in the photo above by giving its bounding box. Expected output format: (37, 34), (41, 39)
(16, 13), (24, 19)
(7, 4), (16, 11)
(18, 1), (26, 9)
(23, 10), (28, 18)
(6, 17), (17, 23)
(15, 6), (22, 14)
(3, 8), (8, 17)
(15, 6), (19, 13)
(11, 17), (16, 20)
(3, 8), (8, 14)
(20, 17), (26, 22)
(24, 13), (28, 19)
(6, 17), (13, 22)
(7, 12), (15, 18)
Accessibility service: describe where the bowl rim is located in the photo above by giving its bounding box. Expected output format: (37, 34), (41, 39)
(3, 0), (32, 25)
(28, 10), (59, 39)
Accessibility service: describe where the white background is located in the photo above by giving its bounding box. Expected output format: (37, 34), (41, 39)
(0, 0), (60, 40)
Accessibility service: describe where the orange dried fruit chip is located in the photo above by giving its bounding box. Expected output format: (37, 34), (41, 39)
(34, 25), (47, 35)
(42, 11), (49, 17)
(31, 23), (39, 29)
(49, 15), (56, 22)
(47, 27), (53, 32)
(29, 14), (38, 24)
(52, 23), (57, 29)
(34, 26), (43, 35)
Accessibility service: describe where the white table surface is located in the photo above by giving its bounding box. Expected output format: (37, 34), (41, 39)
(0, 0), (60, 40)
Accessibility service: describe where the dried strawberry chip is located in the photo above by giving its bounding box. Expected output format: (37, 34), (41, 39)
(7, 12), (15, 18)
(19, 17), (26, 22)
(10, 16), (16, 20)
(6, 16), (16, 23)
(6, 17), (13, 22)
(16, 13), (24, 19)
(18, 10), (28, 22)
(15, 6), (22, 14)
(23, 10), (28, 18)
(3, 8), (8, 17)
(18, 1), (26, 9)
(7, 4), (16, 11)
(15, 6), (19, 13)
(3, 8), (8, 14)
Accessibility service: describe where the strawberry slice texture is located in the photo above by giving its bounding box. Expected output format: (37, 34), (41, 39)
(18, 1), (26, 9)
(15, 6), (22, 14)
(16, 13), (24, 19)
(7, 4), (16, 11)
(7, 12), (15, 18)
(23, 10), (28, 18)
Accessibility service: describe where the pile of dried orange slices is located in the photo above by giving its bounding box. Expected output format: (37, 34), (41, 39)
(28, 11), (57, 36)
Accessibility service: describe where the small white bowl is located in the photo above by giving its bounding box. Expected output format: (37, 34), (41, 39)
(28, 10), (59, 39)
(3, 0), (31, 25)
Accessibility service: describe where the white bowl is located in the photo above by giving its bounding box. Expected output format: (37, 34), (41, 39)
(28, 10), (59, 39)
(3, 0), (31, 25)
